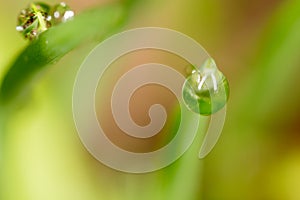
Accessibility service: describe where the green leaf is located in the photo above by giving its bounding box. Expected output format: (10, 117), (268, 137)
(0, 3), (125, 103)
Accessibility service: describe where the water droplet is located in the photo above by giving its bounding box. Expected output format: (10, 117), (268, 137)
(51, 2), (74, 24)
(182, 58), (229, 115)
(16, 2), (75, 40)
(16, 2), (52, 40)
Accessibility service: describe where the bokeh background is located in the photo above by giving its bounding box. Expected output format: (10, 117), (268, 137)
(1, 0), (300, 199)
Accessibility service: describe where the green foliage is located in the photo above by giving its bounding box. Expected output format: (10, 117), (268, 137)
(0, 3), (125, 103)
(234, 0), (300, 121)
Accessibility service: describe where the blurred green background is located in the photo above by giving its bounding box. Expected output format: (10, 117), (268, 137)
(1, 0), (300, 199)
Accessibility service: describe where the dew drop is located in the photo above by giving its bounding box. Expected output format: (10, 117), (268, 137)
(182, 58), (229, 115)
(51, 2), (74, 24)
(16, 2), (52, 40)
(16, 2), (75, 40)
